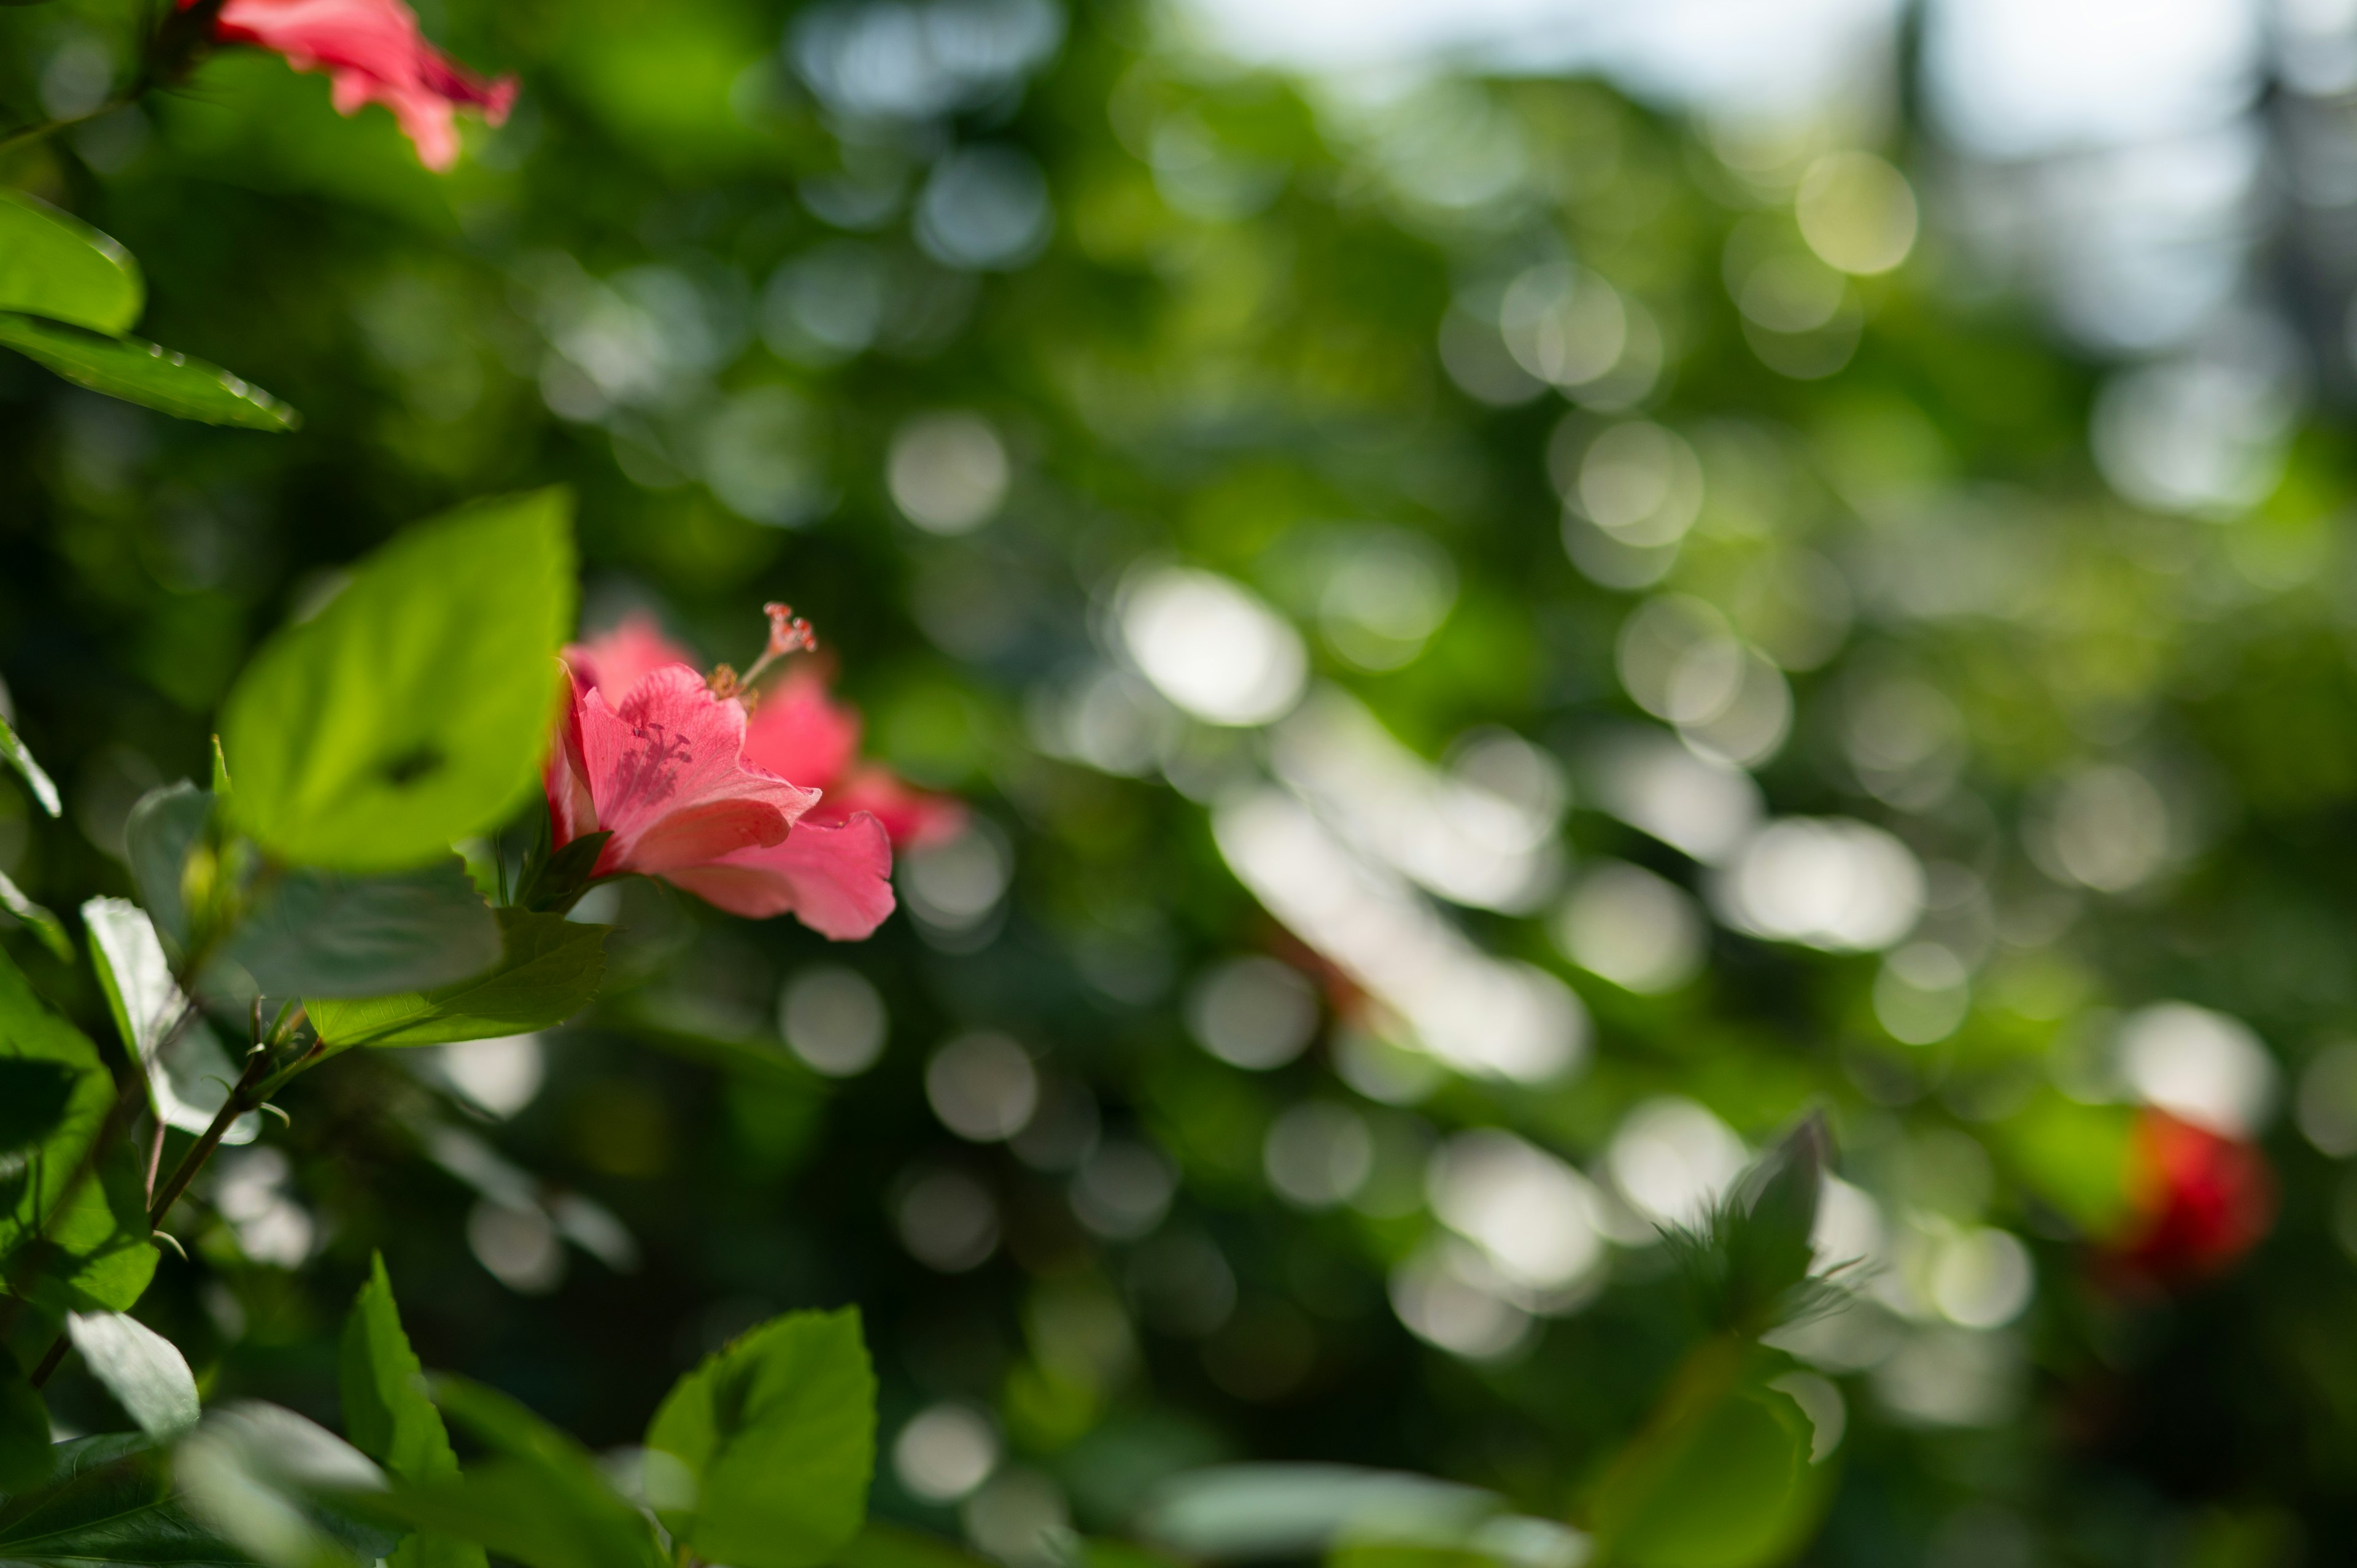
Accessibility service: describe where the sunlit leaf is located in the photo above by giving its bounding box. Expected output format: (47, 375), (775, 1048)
(0, 714), (60, 818)
(644, 1307), (876, 1568)
(346, 1377), (666, 1568)
(0, 189), (141, 334)
(340, 1253), (484, 1568)
(177, 1402), (397, 1567)
(0, 314), (296, 430)
(309, 911), (606, 1049)
(218, 490), (575, 871)
(66, 1312), (199, 1441)
(0, 946), (155, 1315)
(0, 872), (70, 964)
(82, 898), (258, 1145)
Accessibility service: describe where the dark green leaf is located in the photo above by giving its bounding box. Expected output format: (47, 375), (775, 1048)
(0, 716), (59, 819)
(0, 1061), (74, 1156)
(344, 1377), (664, 1568)
(309, 911), (605, 1049)
(644, 1307), (877, 1568)
(123, 782), (212, 957)
(0, 1433), (246, 1566)
(226, 859), (502, 1000)
(0, 873), (70, 965)
(0, 190), (141, 334)
(218, 491), (575, 872)
(0, 947), (155, 1315)
(340, 1253), (483, 1568)
(0, 1350), (49, 1494)
(515, 832), (610, 915)
(0, 314), (295, 431)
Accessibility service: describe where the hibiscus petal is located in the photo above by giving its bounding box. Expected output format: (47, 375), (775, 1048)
(566, 614), (700, 706)
(739, 668), (862, 792)
(667, 813), (895, 940)
(206, 0), (516, 172)
(617, 797), (800, 878)
(824, 765), (967, 849)
(574, 668), (815, 873)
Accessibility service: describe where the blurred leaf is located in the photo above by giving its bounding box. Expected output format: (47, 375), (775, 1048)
(0, 1350), (48, 1494)
(177, 1402), (397, 1567)
(0, 1432), (237, 1564)
(1139, 1465), (1500, 1561)
(0, 1059), (73, 1156)
(219, 490), (575, 872)
(82, 898), (258, 1144)
(0, 873), (70, 964)
(228, 859), (502, 1000)
(349, 1376), (665, 1568)
(123, 782), (213, 956)
(0, 946), (155, 1314)
(340, 1253), (483, 1568)
(309, 911), (605, 1049)
(838, 1523), (995, 1568)
(1589, 1343), (1830, 1568)
(0, 715), (59, 818)
(66, 1312), (199, 1441)
(0, 190), (142, 334)
(0, 314), (295, 430)
(643, 1307), (875, 1568)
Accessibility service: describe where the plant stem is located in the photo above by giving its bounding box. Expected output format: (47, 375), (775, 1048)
(0, 95), (139, 159)
(145, 1046), (271, 1230)
(27, 1046), (276, 1390)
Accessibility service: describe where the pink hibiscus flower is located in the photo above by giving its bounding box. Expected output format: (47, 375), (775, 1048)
(551, 609), (915, 941)
(185, 0), (517, 171)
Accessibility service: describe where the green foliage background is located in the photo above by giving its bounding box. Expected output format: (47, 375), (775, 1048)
(2, 0), (2352, 1562)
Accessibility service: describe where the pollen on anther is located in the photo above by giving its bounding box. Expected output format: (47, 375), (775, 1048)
(764, 601), (817, 657)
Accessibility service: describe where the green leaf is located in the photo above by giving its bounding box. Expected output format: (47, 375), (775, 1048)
(0, 714), (60, 818)
(219, 490), (576, 872)
(0, 1432), (246, 1566)
(176, 1402), (397, 1567)
(0, 946), (155, 1315)
(0, 190), (142, 334)
(0, 872), (71, 964)
(82, 898), (258, 1145)
(339, 1253), (484, 1568)
(65, 1312), (199, 1441)
(644, 1307), (877, 1568)
(347, 1377), (665, 1568)
(310, 910), (605, 1049)
(0, 314), (296, 431)
(227, 859), (503, 1000)
(1589, 1343), (1833, 1568)
(0, 1060), (74, 1156)
(0, 1350), (50, 1494)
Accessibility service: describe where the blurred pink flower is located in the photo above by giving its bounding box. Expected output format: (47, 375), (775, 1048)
(190, 0), (517, 171)
(554, 616), (902, 940)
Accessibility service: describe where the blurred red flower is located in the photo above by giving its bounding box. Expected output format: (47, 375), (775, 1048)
(2110, 1108), (2275, 1286)
(185, 0), (516, 171)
